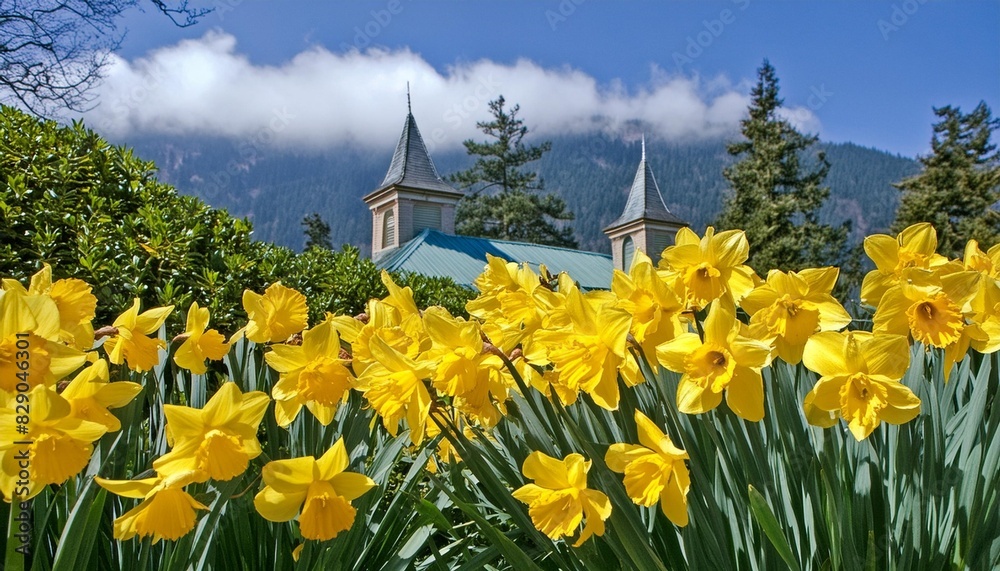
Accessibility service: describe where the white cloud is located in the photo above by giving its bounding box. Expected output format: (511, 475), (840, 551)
(85, 31), (821, 150)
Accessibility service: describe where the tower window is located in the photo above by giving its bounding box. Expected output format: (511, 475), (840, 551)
(413, 204), (442, 233)
(622, 236), (635, 270)
(649, 232), (672, 263)
(382, 210), (395, 248)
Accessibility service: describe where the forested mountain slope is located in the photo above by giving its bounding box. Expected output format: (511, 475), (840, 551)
(128, 134), (918, 255)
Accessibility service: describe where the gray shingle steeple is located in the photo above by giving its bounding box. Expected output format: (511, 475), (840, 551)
(604, 138), (686, 230)
(376, 112), (460, 195)
(365, 105), (464, 260)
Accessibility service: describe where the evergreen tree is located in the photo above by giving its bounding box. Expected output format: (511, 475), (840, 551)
(301, 212), (333, 250)
(715, 60), (849, 274)
(451, 95), (577, 248)
(892, 102), (1000, 257)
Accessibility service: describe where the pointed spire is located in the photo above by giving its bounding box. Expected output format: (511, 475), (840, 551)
(375, 107), (460, 195)
(603, 142), (686, 230)
(406, 81), (411, 114)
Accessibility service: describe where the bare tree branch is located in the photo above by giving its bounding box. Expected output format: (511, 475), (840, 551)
(0, 0), (209, 117)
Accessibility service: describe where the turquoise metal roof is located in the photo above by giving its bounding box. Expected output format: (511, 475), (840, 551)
(376, 229), (613, 291)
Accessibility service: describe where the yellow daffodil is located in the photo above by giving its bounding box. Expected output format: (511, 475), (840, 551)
(512, 451), (611, 547)
(473, 253), (530, 293)
(253, 438), (376, 541)
(532, 285), (632, 410)
(467, 255), (567, 352)
(0, 332), (87, 391)
(0, 278), (61, 341)
(963, 239), (1000, 322)
(153, 382), (269, 481)
(238, 282), (308, 344)
(612, 250), (687, 368)
(96, 470), (208, 543)
(872, 264), (988, 382)
(971, 303), (1000, 355)
(60, 359), (142, 431)
(420, 307), (511, 425)
(872, 268), (980, 379)
(103, 299), (174, 372)
(265, 319), (355, 427)
(617, 351), (648, 388)
(656, 298), (771, 421)
(802, 331), (919, 440)
(605, 410), (690, 526)
(740, 267), (852, 364)
(0, 276), (88, 385)
(925, 240), (1000, 366)
(173, 302), (230, 374)
(333, 298), (427, 376)
(0, 384), (107, 500)
(657, 226), (757, 310)
(421, 307), (485, 398)
(461, 353), (516, 427)
(27, 265), (97, 349)
(861, 223), (953, 306)
(356, 335), (436, 445)
(379, 271), (420, 318)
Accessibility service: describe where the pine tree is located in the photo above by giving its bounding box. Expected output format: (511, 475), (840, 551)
(715, 60), (849, 274)
(301, 212), (332, 250)
(892, 102), (1000, 257)
(451, 96), (577, 248)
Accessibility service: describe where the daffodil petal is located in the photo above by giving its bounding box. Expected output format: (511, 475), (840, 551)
(316, 438), (349, 480)
(676, 375), (723, 415)
(94, 476), (159, 499)
(861, 335), (911, 380)
(803, 332), (850, 377)
(261, 456), (317, 493)
(725, 367), (764, 422)
(329, 472), (376, 501)
(253, 486), (308, 522)
(522, 451), (572, 490)
(656, 334), (702, 374)
(660, 467), (690, 527)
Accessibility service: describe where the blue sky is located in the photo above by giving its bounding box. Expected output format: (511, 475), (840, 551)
(101, 0), (1000, 157)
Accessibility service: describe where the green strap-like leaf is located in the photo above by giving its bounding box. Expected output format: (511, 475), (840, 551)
(51, 486), (107, 571)
(748, 485), (801, 571)
(865, 530), (877, 571)
(430, 475), (546, 571)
